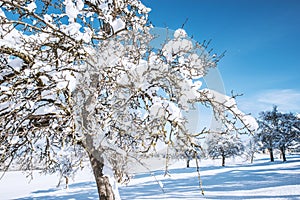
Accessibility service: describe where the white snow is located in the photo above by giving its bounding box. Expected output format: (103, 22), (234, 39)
(26, 2), (37, 12)
(103, 165), (121, 200)
(1, 154), (299, 199)
(162, 38), (193, 62)
(0, 8), (6, 17)
(43, 14), (53, 23)
(201, 88), (259, 131)
(61, 23), (82, 38)
(8, 57), (24, 72)
(111, 18), (126, 33)
(174, 28), (187, 39)
(64, 0), (80, 21)
(76, 0), (84, 11)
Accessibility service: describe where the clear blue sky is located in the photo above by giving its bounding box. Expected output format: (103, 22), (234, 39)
(143, 0), (300, 116)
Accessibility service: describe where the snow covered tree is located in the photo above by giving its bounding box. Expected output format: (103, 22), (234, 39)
(184, 143), (204, 168)
(257, 106), (300, 162)
(289, 114), (300, 152)
(206, 132), (245, 166)
(0, 0), (257, 199)
(274, 112), (300, 161)
(257, 106), (280, 162)
(244, 134), (259, 163)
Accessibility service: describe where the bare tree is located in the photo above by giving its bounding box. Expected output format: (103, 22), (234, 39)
(0, 0), (257, 199)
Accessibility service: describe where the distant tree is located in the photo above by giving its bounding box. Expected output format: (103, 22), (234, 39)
(184, 145), (204, 168)
(275, 112), (300, 161)
(257, 106), (280, 162)
(206, 132), (245, 166)
(257, 106), (300, 162)
(0, 0), (257, 199)
(244, 134), (259, 163)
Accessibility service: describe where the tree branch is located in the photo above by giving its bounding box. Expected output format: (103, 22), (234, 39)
(0, 46), (33, 65)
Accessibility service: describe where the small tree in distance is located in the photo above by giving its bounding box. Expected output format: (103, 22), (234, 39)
(206, 132), (245, 166)
(244, 134), (259, 163)
(0, 0), (257, 199)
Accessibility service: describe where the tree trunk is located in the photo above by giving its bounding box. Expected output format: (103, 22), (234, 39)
(269, 148), (274, 162)
(250, 152), (254, 164)
(65, 176), (69, 189)
(89, 153), (115, 200)
(74, 65), (116, 199)
(280, 147), (287, 162)
(186, 159), (190, 168)
(222, 155), (225, 167)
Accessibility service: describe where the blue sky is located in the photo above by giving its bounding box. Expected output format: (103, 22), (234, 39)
(143, 0), (300, 116)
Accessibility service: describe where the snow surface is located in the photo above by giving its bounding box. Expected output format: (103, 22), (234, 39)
(26, 2), (37, 12)
(0, 154), (299, 200)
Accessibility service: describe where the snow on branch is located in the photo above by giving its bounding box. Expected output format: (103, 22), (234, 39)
(199, 89), (258, 133)
(0, 1), (257, 198)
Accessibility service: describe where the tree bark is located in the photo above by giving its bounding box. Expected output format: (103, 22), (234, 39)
(250, 153), (254, 164)
(186, 159), (190, 168)
(222, 155), (225, 167)
(74, 71), (116, 199)
(268, 148), (274, 162)
(89, 153), (115, 200)
(280, 147), (287, 162)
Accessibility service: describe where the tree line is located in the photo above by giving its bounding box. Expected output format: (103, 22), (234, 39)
(203, 105), (300, 166)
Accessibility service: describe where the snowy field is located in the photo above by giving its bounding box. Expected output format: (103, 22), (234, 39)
(0, 154), (300, 200)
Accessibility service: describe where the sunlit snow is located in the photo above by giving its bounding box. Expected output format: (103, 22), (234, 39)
(0, 154), (299, 199)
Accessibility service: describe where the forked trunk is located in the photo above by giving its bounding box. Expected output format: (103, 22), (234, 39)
(89, 153), (115, 200)
(280, 147), (286, 162)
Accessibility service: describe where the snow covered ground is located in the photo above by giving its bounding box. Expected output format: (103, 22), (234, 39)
(0, 154), (300, 200)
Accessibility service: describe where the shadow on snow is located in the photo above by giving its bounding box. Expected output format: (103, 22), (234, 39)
(16, 155), (300, 200)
